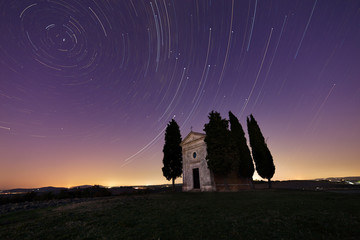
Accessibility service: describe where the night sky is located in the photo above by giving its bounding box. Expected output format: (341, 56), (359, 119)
(1, 0), (360, 189)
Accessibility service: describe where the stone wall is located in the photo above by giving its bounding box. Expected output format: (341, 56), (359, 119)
(213, 171), (252, 191)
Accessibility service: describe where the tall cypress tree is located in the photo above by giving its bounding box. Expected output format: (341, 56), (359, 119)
(229, 112), (255, 184)
(204, 111), (232, 177)
(162, 119), (183, 191)
(247, 114), (275, 188)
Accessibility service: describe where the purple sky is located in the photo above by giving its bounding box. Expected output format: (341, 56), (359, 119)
(1, 0), (360, 189)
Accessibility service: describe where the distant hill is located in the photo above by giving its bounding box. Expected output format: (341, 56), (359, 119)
(69, 185), (93, 189)
(0, 185), (102, 194)
(0, 184), (176, 193)
(2, 178), (359, 194)
(314, 176), (360, 182)
(1, 186), (67, 194)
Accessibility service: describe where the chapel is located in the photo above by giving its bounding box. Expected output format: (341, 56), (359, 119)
(180, 131), (252, 192)
(180, 131), (215, 191)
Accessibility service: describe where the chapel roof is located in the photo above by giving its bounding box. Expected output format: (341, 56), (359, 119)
(180, 131), (205, 146)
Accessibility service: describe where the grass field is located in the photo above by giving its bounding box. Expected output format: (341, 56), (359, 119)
(1, 190), (359, 239)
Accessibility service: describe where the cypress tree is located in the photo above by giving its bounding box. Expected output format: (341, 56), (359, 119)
(204, 111), (232, 178)
(247, 114), (275, 188)
(162, 119), (183, 191)
(229, 112), (255, 185)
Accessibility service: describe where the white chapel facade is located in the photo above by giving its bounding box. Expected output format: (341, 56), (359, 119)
(180, 131), (215, 191)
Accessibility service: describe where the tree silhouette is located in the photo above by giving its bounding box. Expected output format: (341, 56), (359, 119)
(229, 111), (255, 186)
(247, 114), (275, 188)
(204, 111), (232, 180)
(162, 119), (183, 191)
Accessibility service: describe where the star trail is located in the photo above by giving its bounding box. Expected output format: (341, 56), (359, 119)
(1, 0), (360, 189)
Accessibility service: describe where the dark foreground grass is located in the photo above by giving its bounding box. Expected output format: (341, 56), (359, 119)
(1, 190), (359, 239)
